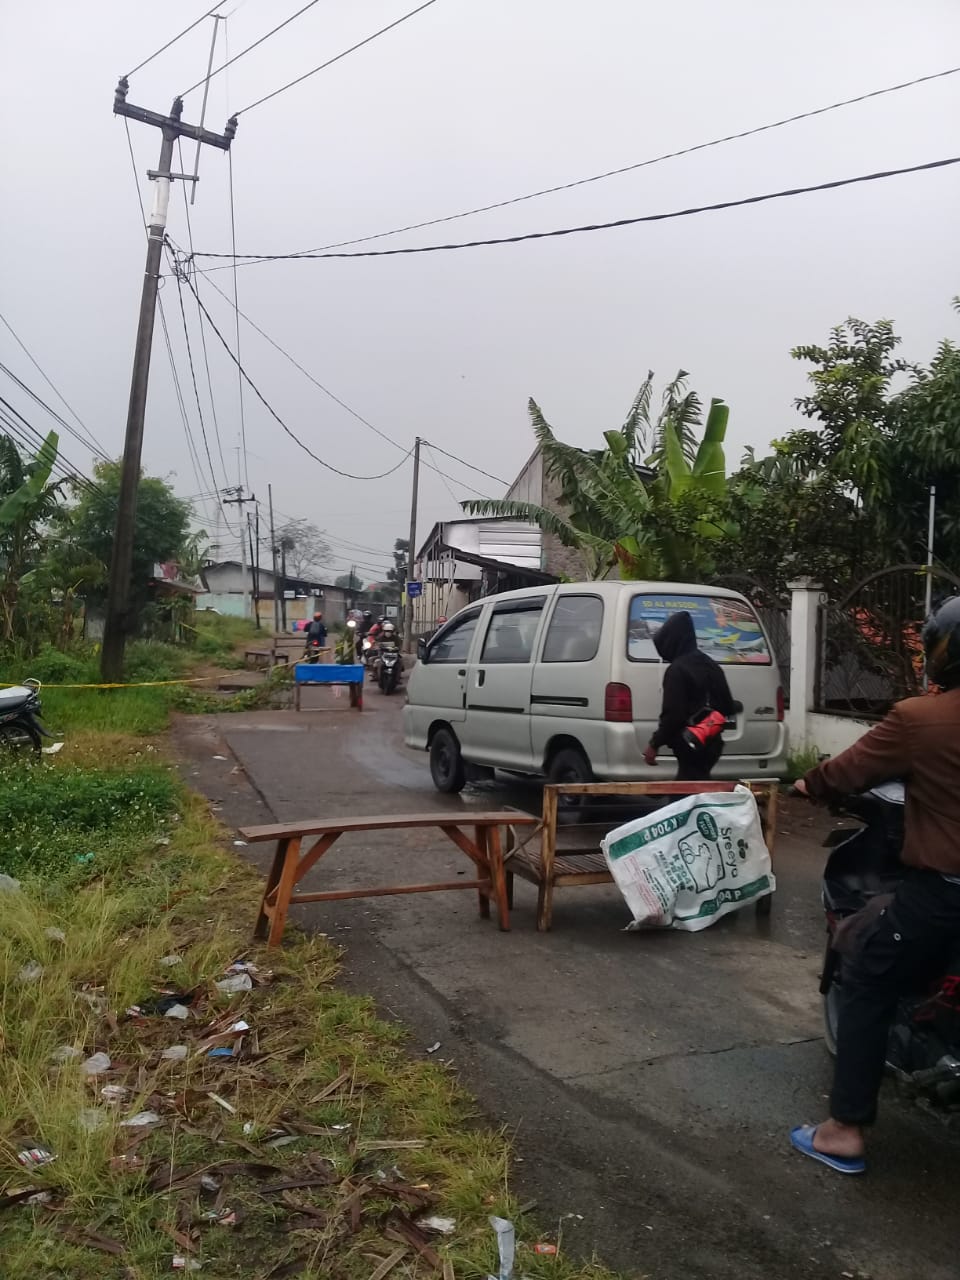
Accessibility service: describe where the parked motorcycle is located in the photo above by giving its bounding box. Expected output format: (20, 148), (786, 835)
(378, 645), (402, 695)
(0, 679), (52, 754)
(819, 781), (960, 1110)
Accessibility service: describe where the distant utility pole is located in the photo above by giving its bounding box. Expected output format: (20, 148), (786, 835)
(404, 437), (421, 651)
(101, 79), (237, 680)
(268, 484), (280, 634)
(247, 512), (261, 631)
(224, 486), (257, 620)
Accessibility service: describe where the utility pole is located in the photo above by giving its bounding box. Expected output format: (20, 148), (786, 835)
(101, 79), (236, 680)
(404, 437), (421, 651)
(247, 512), (260, 630)
(253, 504), (262, 631)
(223, 486), (257, 619)
(280, 540), (289, 632)
(268, 484), (280, 634)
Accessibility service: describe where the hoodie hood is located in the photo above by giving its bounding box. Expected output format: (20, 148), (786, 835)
(653, 611), (698, 662)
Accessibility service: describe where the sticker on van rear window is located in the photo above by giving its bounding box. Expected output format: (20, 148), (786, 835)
(627, 595), (771, 664)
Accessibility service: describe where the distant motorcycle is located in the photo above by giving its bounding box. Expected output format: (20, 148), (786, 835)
(0, 679), (52, 754)
(378, 645), (402, 695)
(818, 781), (960, 1111)
(302, 638), (325, 664)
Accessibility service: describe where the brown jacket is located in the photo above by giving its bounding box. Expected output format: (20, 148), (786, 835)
(804, 688), (960, 877)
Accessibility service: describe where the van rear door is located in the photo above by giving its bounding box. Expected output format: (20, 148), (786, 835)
(623, 591), (782, 758)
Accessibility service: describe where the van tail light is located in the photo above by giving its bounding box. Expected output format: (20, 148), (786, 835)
(604, 682), (633, 722)
(776, 686), (785, 722)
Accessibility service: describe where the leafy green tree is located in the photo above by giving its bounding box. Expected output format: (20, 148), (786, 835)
(67, 460), (191, 626)
(275, 519), (330, 578)
(463, 372), (734, 580)
(335, 571), (363, 591)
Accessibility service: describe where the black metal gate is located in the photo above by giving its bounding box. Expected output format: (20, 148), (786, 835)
(815, 564), (960, 719)
(711, 574), (791, 703)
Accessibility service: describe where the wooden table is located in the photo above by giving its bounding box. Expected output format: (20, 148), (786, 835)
(506, 780), (779, 931)
(240, 811), (539, 945)
(294, 662), (364, 710)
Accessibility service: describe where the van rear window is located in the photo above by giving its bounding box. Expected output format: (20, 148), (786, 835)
(628, 594), (771, 664)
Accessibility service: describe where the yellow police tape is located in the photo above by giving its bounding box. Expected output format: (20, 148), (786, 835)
(0, 677), (217, 690)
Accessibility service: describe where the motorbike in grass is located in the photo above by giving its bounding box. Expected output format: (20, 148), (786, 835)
(816, 781), (960, 1111)
(0, 679), (59, 755)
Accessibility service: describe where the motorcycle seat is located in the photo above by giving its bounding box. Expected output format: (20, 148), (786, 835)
(0, 685), (32, 709)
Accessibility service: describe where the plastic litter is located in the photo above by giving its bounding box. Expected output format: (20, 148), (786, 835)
(17, 1147), (56, 1167)
(17, 961), (44, 983)
(121, 1110), (161, 1128)
(534, 1244), (558, 1256)
(100, 1085), (129, 1105)
(225, 961), (257, 974)
(78, 1108), (107, 1132)
(82, 1052), (111, 1076)
(202, 1208), (237, 1227)
(75, 852), (95, 866)
(215, 973), (253, 994)
(227, 1020), (250, 1033)
(488, 1216), (515, 1280)
(241, 1123), (255, 1136)
(426, 1042), (441, 1054)
(161, 1044), (188, 1061)
(208, 1047), (234, 1059)
(233, 841), (247, 848)
(128, 992), (194, 1018)
(43, 927), (66, 943)
(41, 741), (64, 755)
(418, 1216), (457, 1235)
(200, 1173), (223, 1192)
(212, 754), (228, 760)
(158, 955), (183, 967)
(0, 873), (21, 892)
(172, 1258), (202, 1272)
(164, 1004), (191, 1020)
(52, 1044), (82, 1065)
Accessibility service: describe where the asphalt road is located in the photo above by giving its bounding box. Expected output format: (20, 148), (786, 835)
(173, 694), (959, 1280)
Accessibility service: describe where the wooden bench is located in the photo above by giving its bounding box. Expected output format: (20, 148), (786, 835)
(240, 811), (540, 945)
(245, 647), (293, 669)
(506, 780), (779, 931)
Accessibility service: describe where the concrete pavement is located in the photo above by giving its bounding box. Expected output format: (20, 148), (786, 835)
(173, 696), (959, 1280)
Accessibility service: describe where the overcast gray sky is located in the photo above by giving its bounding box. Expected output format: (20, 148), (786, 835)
(2, 0), (958, 583)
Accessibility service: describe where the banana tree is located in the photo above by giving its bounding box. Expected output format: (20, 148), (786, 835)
(463, 374), (734, 581)
(0, 431), (61, 643)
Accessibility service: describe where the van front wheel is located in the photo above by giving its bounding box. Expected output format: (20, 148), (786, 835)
(430, 728), (466, 794)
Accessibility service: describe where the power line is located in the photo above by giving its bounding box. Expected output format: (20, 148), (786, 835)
(0, 361), (110, 465)
(0, 310), (108, 460)
(172, 265), (227, 504)
(175, 139), (230, 486)
(122, 117), (235, 534)
(126, 2), (224, 77)
(422, 440), (505, 486)
(181, 0), (324, 97)
(184, 272), (417, 480)
(180, 262), (494, 496)
(269, 63), (960, 258)
(235, 0), (441, 115)
(0, 398), (103, 496)
(227, 147), (249, 489)
(425, 442), (461, 505)
(191, 154), (960, 263)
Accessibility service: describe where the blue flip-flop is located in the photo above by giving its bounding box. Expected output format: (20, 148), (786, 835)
(790, 1125), (865, 1175)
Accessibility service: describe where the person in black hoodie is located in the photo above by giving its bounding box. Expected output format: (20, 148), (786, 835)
(642, 610), (735, 781)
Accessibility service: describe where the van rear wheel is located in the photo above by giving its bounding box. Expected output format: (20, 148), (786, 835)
(547, 747), (593, 817)
(430, 728), (466, 794)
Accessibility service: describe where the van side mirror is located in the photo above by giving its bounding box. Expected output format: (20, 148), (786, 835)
(417, 637), (428, 663)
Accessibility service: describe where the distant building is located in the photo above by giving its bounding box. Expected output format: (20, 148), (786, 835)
(198, 562), (379, 629)
(411, 518), (556, 636)
(505, 445), (591, 580)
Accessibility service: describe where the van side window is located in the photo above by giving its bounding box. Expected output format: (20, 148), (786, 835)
(429, 613), (479, 664)
(542, 595), (604, 663)
(481, 602), (544, 664)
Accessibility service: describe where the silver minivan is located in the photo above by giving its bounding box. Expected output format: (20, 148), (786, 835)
(403, 581), (787, 792)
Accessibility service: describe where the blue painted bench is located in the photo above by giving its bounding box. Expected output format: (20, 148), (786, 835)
(294, 662), (365, 711)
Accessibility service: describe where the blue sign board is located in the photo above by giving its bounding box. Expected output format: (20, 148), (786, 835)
(407, 581), (423, 598)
